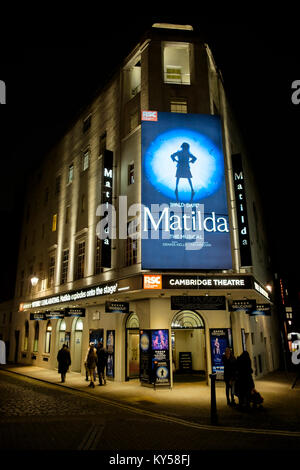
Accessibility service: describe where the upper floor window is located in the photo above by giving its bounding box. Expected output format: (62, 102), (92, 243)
(65, 206), (70, 224)
(52, 214), (57, 232)
(83, 115), (91, 133)
(99, 132), (107, 156)
(61, 249), (69, 284)
(123, 59), (141, 102)
(75, 240), (85, 280)
(82, 150), (89, 171)
(125, 220), (138, 266)
(48, 254), (55, 288)
(163, 42), (191, 85)
(130, 110), (139, 132)
(170, 99), (188, 113)
(128, 163), (135, 185)
(68, 164), (74, 184)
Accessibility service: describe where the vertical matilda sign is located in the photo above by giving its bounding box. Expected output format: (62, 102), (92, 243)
(231, 153), (252, 267)
(141, 112), (232, 269)
(101, 150), (113, 267)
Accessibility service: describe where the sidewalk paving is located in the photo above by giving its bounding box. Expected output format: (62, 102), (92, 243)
(2, 364), (300, 434)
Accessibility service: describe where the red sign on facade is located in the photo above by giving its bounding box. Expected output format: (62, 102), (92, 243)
(143, 274), (162, 289)
(141, 110), (158, 121)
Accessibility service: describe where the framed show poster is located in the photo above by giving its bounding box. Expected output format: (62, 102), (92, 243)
(140, 330), (151, 384)
(151, 329), (170, 387)
(140, 329), (170, 387)
(106, 330), (115, 378)
(209, 328), (232, 380)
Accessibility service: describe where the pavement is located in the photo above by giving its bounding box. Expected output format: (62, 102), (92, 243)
(1, 364), (300, 435)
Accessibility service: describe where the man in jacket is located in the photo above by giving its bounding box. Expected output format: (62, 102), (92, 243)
(97, 342), (108, 385)
(57, 344), (71, 383)
(222, 347), (237, 406)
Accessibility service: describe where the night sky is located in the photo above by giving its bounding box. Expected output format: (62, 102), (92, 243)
(0, 15), (299, 308)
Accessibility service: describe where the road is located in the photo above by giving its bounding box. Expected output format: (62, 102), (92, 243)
(0, 370), (299, 463)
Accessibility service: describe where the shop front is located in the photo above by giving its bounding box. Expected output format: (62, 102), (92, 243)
(18, 272), (275, 386)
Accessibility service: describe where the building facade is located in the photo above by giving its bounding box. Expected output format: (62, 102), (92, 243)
(8, 24), (281, 385)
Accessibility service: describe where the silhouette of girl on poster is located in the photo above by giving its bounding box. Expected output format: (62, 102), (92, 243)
(170, 142), (197, 201)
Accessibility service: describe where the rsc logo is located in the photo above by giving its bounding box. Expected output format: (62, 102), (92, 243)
(291, 80), (300, 104)
(0, 80), (6, 104)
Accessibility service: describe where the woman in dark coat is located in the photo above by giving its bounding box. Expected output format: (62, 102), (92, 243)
(57, 344), (71, 383)
(97, 342), (108, 385)
(86, 343), (98, 388)
(222, 347), (237, 406)
(236, 351), (255, 409)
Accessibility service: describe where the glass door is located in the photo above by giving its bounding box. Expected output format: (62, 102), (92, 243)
(127, 329), (140, 378)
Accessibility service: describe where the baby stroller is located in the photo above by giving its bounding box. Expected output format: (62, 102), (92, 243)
(250, 388), (264, 408)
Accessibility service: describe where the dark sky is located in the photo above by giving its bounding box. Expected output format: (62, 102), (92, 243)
(0, 14), (299, 303)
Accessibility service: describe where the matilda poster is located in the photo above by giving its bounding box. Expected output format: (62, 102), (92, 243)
(141, 112), (232, 269)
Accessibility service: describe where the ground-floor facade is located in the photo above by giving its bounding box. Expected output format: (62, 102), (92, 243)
(6, 273), (281, 386)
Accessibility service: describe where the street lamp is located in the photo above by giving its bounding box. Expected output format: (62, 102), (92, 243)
(30, 276), (39, 287)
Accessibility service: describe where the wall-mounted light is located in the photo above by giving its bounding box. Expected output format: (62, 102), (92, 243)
(30, 276), (39, 287)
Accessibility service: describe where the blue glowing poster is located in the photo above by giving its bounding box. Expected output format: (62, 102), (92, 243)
(141, 112), (232, 269)
(140, 329), (170, 387)
(209, 328), (230, 380)
(151, 329), (169, 350)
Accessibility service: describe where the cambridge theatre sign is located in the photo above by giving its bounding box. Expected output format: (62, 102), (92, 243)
(20, 273), (270, 312)
(144, 274), (271, 301)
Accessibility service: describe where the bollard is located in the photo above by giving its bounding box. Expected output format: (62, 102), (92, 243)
(209, 373), (218, 425)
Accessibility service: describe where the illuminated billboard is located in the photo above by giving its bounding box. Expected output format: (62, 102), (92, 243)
(141, 112), (232, 269)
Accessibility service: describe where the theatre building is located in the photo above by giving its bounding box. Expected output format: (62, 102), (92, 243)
(9, 23), (281, 386)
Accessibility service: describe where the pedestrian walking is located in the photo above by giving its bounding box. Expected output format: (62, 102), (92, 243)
(84, 360), (89, 381)
(97, 342), (108, 385)
(57, 344), (71, 383)
(236, 350), (254, 410)
(86, 342), (98, 388)
(222, 347), (237, 406)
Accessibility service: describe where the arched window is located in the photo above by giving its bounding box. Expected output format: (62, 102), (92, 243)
(33, 321), (39, 352)
(45, 320), (52, 353)
(126, 312), (139, 329)
(23, 320), (29, 351)
(171, 310), (204, 329)
(75, 317), (83, 331)
(59, 319), (66, 332)
(58, 319), (67, 349)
